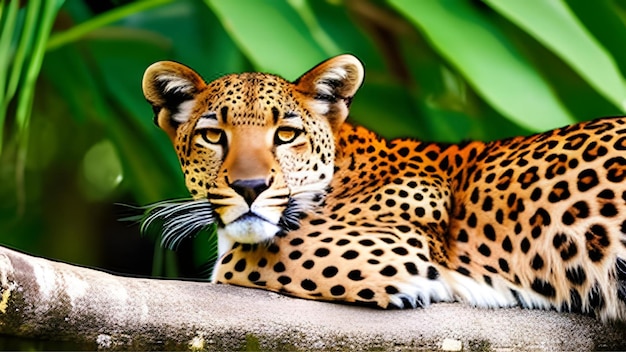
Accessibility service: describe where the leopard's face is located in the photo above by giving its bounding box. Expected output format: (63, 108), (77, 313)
(142, 56), (364, 245)
(176, 74), (338, 244)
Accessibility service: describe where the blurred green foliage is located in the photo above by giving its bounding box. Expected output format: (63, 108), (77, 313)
(1, 0), (625, 278)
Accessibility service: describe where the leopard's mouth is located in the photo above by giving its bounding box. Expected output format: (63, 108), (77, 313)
(219, 211), (282, 244)
(233, 212), (273, 224)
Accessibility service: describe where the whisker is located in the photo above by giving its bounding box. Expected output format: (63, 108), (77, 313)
(123, 198), (216, 250)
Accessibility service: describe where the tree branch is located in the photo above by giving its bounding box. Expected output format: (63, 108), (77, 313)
(0, 245), (624, 351)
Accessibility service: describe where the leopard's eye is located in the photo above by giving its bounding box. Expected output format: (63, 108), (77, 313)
(275, 127), (302, 145)
(200, 128), (224, 145)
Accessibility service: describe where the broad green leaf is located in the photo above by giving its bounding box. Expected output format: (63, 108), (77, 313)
(287, 0), (340, 55)
(484, 0), (626, 112)
(205, 0), (328, 79)
(566, 0), (626, 82)
(118, 0), (245, 78)
(389, 0), (575, 132)
(308, 1), (387, 73)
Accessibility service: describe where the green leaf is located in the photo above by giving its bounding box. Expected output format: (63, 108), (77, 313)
(287, 0), (340, 55)
(308, 1), (387, 72)
(389, 0), (575, 131)
(484, 0), (626, 112)
(205, 0), (328, 79)
(566, 0), (626, 85)
(118, 0), (245, 76)
(46, 0), (172, 52)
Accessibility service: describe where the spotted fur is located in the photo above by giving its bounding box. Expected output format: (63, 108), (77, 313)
(142, 55), (626, 321)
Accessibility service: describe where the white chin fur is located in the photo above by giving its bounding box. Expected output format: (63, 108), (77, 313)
(220, 217), (280, 244)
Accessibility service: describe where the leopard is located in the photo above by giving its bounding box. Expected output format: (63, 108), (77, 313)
(142, 54), (626, 321)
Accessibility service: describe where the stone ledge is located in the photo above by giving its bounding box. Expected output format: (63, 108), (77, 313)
(0, 246), (624, 351)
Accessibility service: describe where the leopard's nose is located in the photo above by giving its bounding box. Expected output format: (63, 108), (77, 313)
(231, 179), (269, 206)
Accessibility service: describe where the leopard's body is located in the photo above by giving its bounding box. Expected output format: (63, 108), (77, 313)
(142, 55), (626, 320)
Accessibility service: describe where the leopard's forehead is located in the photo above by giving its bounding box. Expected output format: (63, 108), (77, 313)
(202, 72), (295, 127)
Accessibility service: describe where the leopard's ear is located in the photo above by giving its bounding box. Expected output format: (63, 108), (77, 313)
(142, 61), (206, 140)
(294, 54), (364, 129)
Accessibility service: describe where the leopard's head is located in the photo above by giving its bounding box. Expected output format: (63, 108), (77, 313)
(142, 55), (364, 245)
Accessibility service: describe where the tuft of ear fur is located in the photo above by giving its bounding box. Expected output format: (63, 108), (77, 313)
(294, 54), (364, 129)
(142, 61), (206, 140)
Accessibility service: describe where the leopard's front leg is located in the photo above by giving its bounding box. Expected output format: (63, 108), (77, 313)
(213, 216), (460, 308)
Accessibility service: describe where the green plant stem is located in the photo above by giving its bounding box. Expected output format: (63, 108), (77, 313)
(6, 0), (40, 109)
(46, 0), (174, 52)
(0, 0), (20, 155)
(15, 117), (29, 217)
(0, 0), (19, 100)
(15, 0), (57, 130)
(14, 0), (56, 216)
